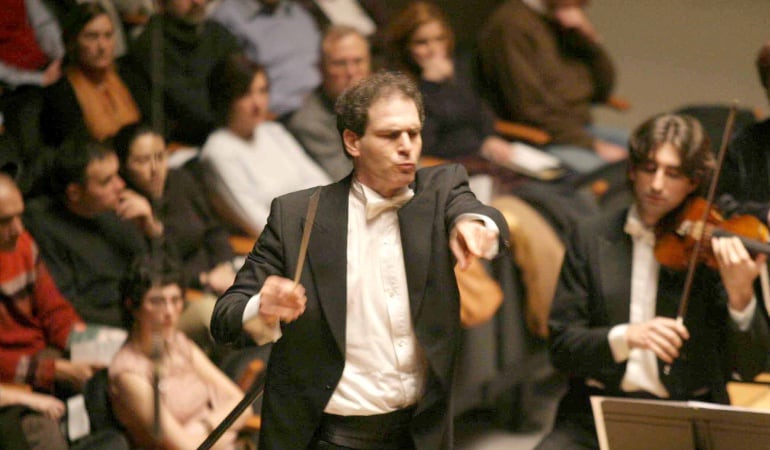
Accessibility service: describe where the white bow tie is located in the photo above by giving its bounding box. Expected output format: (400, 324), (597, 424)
(624, 218), (656, 246)
(365, 191), (414, 220)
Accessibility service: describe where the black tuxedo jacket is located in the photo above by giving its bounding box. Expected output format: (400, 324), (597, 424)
(211, 164), (508, 449)
(548, 207), (769, 430)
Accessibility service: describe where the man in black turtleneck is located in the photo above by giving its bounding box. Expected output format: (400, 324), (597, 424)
(121, 0), (240, 147)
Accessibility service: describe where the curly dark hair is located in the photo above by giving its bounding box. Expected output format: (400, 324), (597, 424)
(628, 113), (714, 195)
(334, 70), (425, 142)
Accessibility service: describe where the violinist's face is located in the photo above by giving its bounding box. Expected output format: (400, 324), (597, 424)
(630, 143), (697, 227)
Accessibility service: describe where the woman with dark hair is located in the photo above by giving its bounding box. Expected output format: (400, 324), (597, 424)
(200, 53), (331, 236)
(385, 1), (511, 163)
(113, 123), (236, 295)
(40, 2), (139, 147)
(109, 252), (252, 450)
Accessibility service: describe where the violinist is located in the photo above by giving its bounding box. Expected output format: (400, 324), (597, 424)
(536, 113), (770, 450)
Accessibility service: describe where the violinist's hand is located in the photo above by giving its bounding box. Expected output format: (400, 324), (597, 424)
(712, 236), (765, 311)
(626, 317), (690, 364)
(450, 219), (499, 271)
(257, 275), (307, 325)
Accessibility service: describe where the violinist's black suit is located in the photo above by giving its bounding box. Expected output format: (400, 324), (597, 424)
(539, 207), (770, 450)
(210, 164), (508, 449)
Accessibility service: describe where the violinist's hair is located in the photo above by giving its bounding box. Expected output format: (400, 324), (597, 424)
(628, 113), (714, 189)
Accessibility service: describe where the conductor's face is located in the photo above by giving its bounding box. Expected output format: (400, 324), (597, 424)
(344, 94), (422, 198)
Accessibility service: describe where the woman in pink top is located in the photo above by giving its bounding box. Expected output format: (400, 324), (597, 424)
(109, 253), (252, 450)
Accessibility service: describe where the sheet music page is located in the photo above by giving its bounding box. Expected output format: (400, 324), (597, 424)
(590, 396), (611, 450)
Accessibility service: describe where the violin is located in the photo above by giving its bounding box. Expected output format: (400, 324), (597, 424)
(655, 196), (770, 271)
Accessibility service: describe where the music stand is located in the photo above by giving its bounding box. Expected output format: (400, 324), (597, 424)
(591, 396), (770, 450)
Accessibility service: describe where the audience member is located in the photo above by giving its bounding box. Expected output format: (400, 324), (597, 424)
(386, 1), (511, 164)
(0, 172), (129, 450)
(537, 113), (769, 450)
(477, 0), (627, 173)
(0, 173), (96, 395)
(109, 252), (252, 450)
(0, 0), (64, 158)
(122, 0), (240, 147)
(113, 123), (236, 360)
(286, 25), (369, 180)
(40, 2), (140, 148)
(717, 41), (770, 225)
(0, 0), (63, 90)
(23, 138), (155, 327)
(114, 123), (236, 294)
(210, 0), (321, 119)
(200, 54), (331, 236)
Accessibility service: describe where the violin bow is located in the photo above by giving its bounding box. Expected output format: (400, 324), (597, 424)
(674, 104), (738, 323)
(199, 189), (320, 450)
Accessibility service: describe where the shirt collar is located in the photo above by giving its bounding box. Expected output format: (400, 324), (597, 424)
(351, 178), (414, 207)
(624, 205), (656, 246)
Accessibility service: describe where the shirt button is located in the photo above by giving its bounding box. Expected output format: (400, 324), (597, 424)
(325, 384), (332, 390)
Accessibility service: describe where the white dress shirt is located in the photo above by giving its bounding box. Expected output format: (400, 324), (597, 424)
(242, 178), (500, 414)
(324, 180), (426, 415)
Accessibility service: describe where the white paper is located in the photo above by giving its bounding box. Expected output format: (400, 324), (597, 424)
(69, 325), (128, 366)
(483, 142), (564, 180)
(509, 142), (562, 172)
(66, 394), (90, 442)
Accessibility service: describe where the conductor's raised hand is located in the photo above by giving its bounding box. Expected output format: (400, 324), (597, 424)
(258, 275), (307, 325)
(450, 219), (499, 270)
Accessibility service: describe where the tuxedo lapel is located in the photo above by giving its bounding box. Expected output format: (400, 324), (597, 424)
(655, 267), (682, 319)
(307, 180), (350, 354)
(398, 191), (436, 323)
(599, 211), (633, 324)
